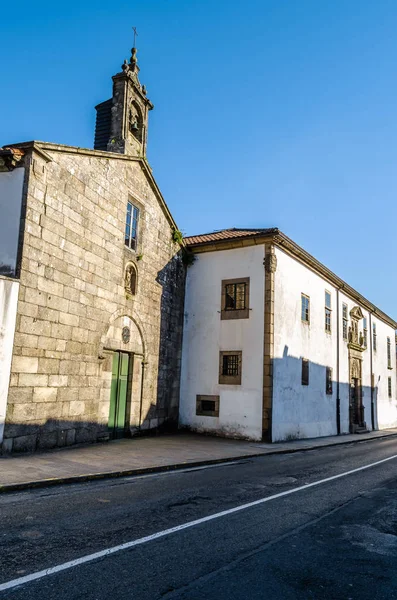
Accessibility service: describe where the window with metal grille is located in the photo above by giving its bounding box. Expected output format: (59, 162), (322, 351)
(363, 317), (368, 348)
(326, 367), (332, 395)
(222, 354), (239, 376)
(125, 201), (139, 251)
(388, 377), (392, 398)
(301, 294), (310, 323)
(342, 303), (348, 341)
(219, 351), (242, 385)
(387, 337), (392, 369)
(373, 323), (377, 352)
(302, 359), (309, 385)
(225, 282), (246, 311)
(324, 291), (331, 333)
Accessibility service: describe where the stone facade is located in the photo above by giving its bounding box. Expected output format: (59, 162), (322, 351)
(0, 46), (186, 452)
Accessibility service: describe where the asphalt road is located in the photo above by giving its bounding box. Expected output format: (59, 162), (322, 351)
(1, 437), (397, 599)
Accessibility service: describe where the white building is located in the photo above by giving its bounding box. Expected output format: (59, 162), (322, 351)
(179, 228), (397, 442)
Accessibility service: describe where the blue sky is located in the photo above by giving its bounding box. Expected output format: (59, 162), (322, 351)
(1, 1), (397, 316)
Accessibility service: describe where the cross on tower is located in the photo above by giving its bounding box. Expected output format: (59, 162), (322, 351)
(132, 27), (138, 47)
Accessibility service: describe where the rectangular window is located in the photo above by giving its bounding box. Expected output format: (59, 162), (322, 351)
(196, 395), (220, 417)
(301, 294), (310, 323)
(302, 358), (309, 386)
(325, 291), (332, 333)
(363, 317), (368, 348)
(388, 377), (392, 398)
(373, 323), (377, 352)
(342, 303), (348, 341)
(219, 351), (242, 385)
(326, 367), (333, 395)
(221, 278), (250, 320)
(387, 337), (392, 369)
(125, 201), (140, 251)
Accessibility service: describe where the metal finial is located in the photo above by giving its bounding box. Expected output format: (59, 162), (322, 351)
(132, 26), (138, 47)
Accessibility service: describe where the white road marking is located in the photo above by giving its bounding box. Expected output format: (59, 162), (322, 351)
(1, 452), (397, 593)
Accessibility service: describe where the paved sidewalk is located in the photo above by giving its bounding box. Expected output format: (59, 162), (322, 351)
(1, 428), (397, 492)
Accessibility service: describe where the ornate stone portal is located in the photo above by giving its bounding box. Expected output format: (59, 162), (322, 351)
(348, 306), (367, 432)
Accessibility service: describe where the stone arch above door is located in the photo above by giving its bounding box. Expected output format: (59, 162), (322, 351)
(99, 313), (145, 358)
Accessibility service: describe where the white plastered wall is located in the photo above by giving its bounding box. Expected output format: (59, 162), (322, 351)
(0, 277), (19, 443)
(372, 317), (397, 430)
(273, 246), (396, 440)
(179, 245), (265, 441)
(273, 248), (338, 441)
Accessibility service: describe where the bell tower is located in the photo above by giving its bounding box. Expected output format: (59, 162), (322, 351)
(94, 40), (154, 157)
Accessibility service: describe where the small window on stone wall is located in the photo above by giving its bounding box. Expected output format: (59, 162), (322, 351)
(196, 395), (220, 417)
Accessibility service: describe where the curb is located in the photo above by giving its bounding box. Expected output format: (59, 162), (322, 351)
(1, 431), (397, 494)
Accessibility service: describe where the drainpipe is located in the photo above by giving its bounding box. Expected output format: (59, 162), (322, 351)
(336, 288), (341, 434)
(138, 360), (145, 430)
(369, 312), (374, 430)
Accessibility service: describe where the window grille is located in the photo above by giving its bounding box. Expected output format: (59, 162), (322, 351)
(222, 354), (239, 376)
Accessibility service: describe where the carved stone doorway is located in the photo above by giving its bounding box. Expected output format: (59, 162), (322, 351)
(349, 355), (365, 431)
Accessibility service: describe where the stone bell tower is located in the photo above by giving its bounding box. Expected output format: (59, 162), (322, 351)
(94, 44), (154, 156)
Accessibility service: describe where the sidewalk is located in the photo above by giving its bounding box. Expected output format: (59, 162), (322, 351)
(1, 428), (397, 493)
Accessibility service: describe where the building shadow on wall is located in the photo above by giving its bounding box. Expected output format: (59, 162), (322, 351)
(271, 345), (378, 442)
(149, 252), (186, 431)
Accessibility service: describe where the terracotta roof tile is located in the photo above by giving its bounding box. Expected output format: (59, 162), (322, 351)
(184, 228), (278, 246)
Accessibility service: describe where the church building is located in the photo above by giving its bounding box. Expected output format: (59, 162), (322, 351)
(180, 229), (397, 441)
(0, 45), (185, 452)
(1, 47), (397, 452)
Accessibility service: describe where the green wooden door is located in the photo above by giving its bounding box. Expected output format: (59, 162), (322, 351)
(108, 352), (129, 438)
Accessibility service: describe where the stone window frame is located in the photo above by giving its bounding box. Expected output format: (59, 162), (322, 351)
(196, 395), (220, 417)
(221, 277), (250, 320)
(219, 350), (242, 385)
(302, 358), (309, 386)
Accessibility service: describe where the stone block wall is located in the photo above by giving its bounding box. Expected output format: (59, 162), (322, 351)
(2, 143), (185, 452)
